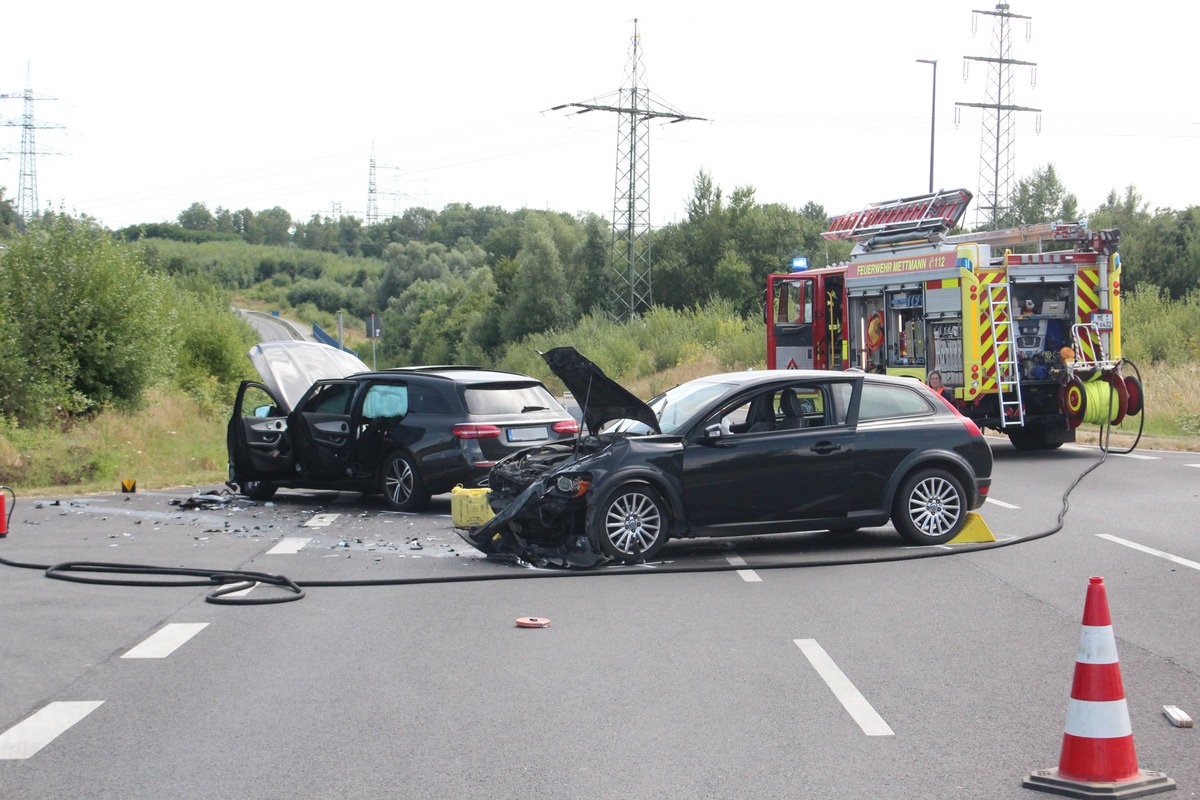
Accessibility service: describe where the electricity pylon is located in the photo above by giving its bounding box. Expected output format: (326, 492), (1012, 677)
(367, 144), (379, 227)
(1, 64), (63, 222)
(553, 19), (704, 320)
(955, 3), (1040, 230)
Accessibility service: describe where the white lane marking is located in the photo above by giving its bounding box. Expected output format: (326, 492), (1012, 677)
(266, 537), (311, 554)
(121, 623), (209, 659)
(794, 639), (893, 736)
(986, 497), (1020, 510)
(1186, 464), (1200, 469)
(725, 554), (762, 582)
(1097, 534), (1200, 571)
(0, 701), (105, 760)
(304, 513), (340, 527)
(220, 582), (257, 597)
(1111, 452), (1159, 460)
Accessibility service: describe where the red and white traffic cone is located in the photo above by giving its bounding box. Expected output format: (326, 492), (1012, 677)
(1023, 576), (1175, 797)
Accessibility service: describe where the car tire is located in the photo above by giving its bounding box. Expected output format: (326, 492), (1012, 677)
(241, 480), (278, 501)
(381, 450), (431, 512)
(891, 468), (967, 546)
(590, 483), (670, 563)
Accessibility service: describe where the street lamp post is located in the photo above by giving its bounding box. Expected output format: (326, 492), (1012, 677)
(916, 59), (937, 193)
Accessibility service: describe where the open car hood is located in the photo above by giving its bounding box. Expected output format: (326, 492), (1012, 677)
(247, 341), (371, 413)
(541, 346), (660, 435)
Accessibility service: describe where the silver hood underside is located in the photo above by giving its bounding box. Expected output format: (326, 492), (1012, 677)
(247, 341), (370, 413)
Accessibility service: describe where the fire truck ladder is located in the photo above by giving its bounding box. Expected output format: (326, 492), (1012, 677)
(821, 189), (973, 241)
(942, 220), (1092, 251)
(986, 283), (1024, 427)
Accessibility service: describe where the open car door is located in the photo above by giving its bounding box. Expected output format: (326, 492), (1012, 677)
(228, 381), (294, 484)
(287, 380), (358, 480)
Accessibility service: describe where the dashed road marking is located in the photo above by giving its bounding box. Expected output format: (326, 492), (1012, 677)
(1097, 534), (1200, 572)
(986, 497), (1020, 509)
(726, 554), (762, 582)
(305, 513), (340, 527)
(220, 582), (258, 597)
(121, 623), (209, 659)
(794, 639), (894, 736)
(1111, 452), (1160, 460)
(0, 701), (105, 760)
(266, 537), (311, 554)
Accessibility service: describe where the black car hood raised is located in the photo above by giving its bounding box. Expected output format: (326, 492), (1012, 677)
(541, 346), (660, 435)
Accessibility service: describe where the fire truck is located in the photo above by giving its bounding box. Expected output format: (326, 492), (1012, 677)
(765, 188), (1144, 450)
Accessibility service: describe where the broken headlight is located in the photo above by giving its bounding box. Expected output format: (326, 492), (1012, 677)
(552, 474), (592, 498)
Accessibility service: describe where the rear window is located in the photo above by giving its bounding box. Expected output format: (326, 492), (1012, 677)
(857, 383), (934, 421)
(464, 383), (560, 415)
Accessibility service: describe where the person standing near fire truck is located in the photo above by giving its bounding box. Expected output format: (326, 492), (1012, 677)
(927, 370), (947, 397)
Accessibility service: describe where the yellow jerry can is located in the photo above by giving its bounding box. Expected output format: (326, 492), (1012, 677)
(450, 485), (494, 528)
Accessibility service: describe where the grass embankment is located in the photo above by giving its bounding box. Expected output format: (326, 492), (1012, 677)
(1, 353), (1195, 500)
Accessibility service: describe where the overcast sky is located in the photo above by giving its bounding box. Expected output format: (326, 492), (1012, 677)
(4, 1), (1196, 232)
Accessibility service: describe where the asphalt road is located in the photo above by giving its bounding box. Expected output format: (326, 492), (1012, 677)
(1, 442), (1198, 799)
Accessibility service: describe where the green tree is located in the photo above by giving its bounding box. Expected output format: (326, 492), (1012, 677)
(295, 214), (338, 251)
(232, 208), (257, 241)
(1120, 207), (1200, 298)
(995, 164), (1079, 228)
(0, 214), (174, 422)
(178, 202), (216, 231)
(255, 207), (293, 246)
(500, 219), (576, 342)
(379, 267), (499, 366)
(214, 206), (237, 234)
(570, 213), (614, 316)
(0, 187), (18, 236)
(1088, 186), (1152, 233)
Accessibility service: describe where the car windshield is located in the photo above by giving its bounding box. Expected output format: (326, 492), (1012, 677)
(648, 380), (731, 433)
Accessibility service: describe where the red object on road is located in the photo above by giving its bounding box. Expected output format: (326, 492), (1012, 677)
(1023, 576), (1175, 798)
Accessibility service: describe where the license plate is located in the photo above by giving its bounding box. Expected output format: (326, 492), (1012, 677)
(507, 426), (548, 442)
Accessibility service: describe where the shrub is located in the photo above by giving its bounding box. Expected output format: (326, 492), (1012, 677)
(0, 215), (174, 423)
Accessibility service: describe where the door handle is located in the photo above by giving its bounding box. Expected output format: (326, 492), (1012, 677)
(810, 442), (841, 455)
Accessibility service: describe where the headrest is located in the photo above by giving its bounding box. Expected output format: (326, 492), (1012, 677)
(781, 388), (805, 417)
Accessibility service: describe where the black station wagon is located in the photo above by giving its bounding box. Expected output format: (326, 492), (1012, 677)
(460, 346), (994, 567)
(227, 342), (579, 510)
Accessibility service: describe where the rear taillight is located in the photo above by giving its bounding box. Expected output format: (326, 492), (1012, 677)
(552, 419), (580, 435)
(452, 423), (503, 439)
(934, 393), (984, 438)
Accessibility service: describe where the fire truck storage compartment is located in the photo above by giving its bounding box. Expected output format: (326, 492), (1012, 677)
(849, 293), (885, 371)
(1009, 277), (1074, 364)
(887, 288), (925, 366)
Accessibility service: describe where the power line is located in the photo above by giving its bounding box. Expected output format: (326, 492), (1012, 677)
(1, 63), (63, 222)
(955, 3), (1041, 229)
(552, 19), (705, 320)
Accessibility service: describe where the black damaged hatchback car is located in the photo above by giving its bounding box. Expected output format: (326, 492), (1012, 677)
(227, 342), (579, 510)
(460, 346), (994, 567)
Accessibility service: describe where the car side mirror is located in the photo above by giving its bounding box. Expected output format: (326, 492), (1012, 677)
(704, 423), (723, 439)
